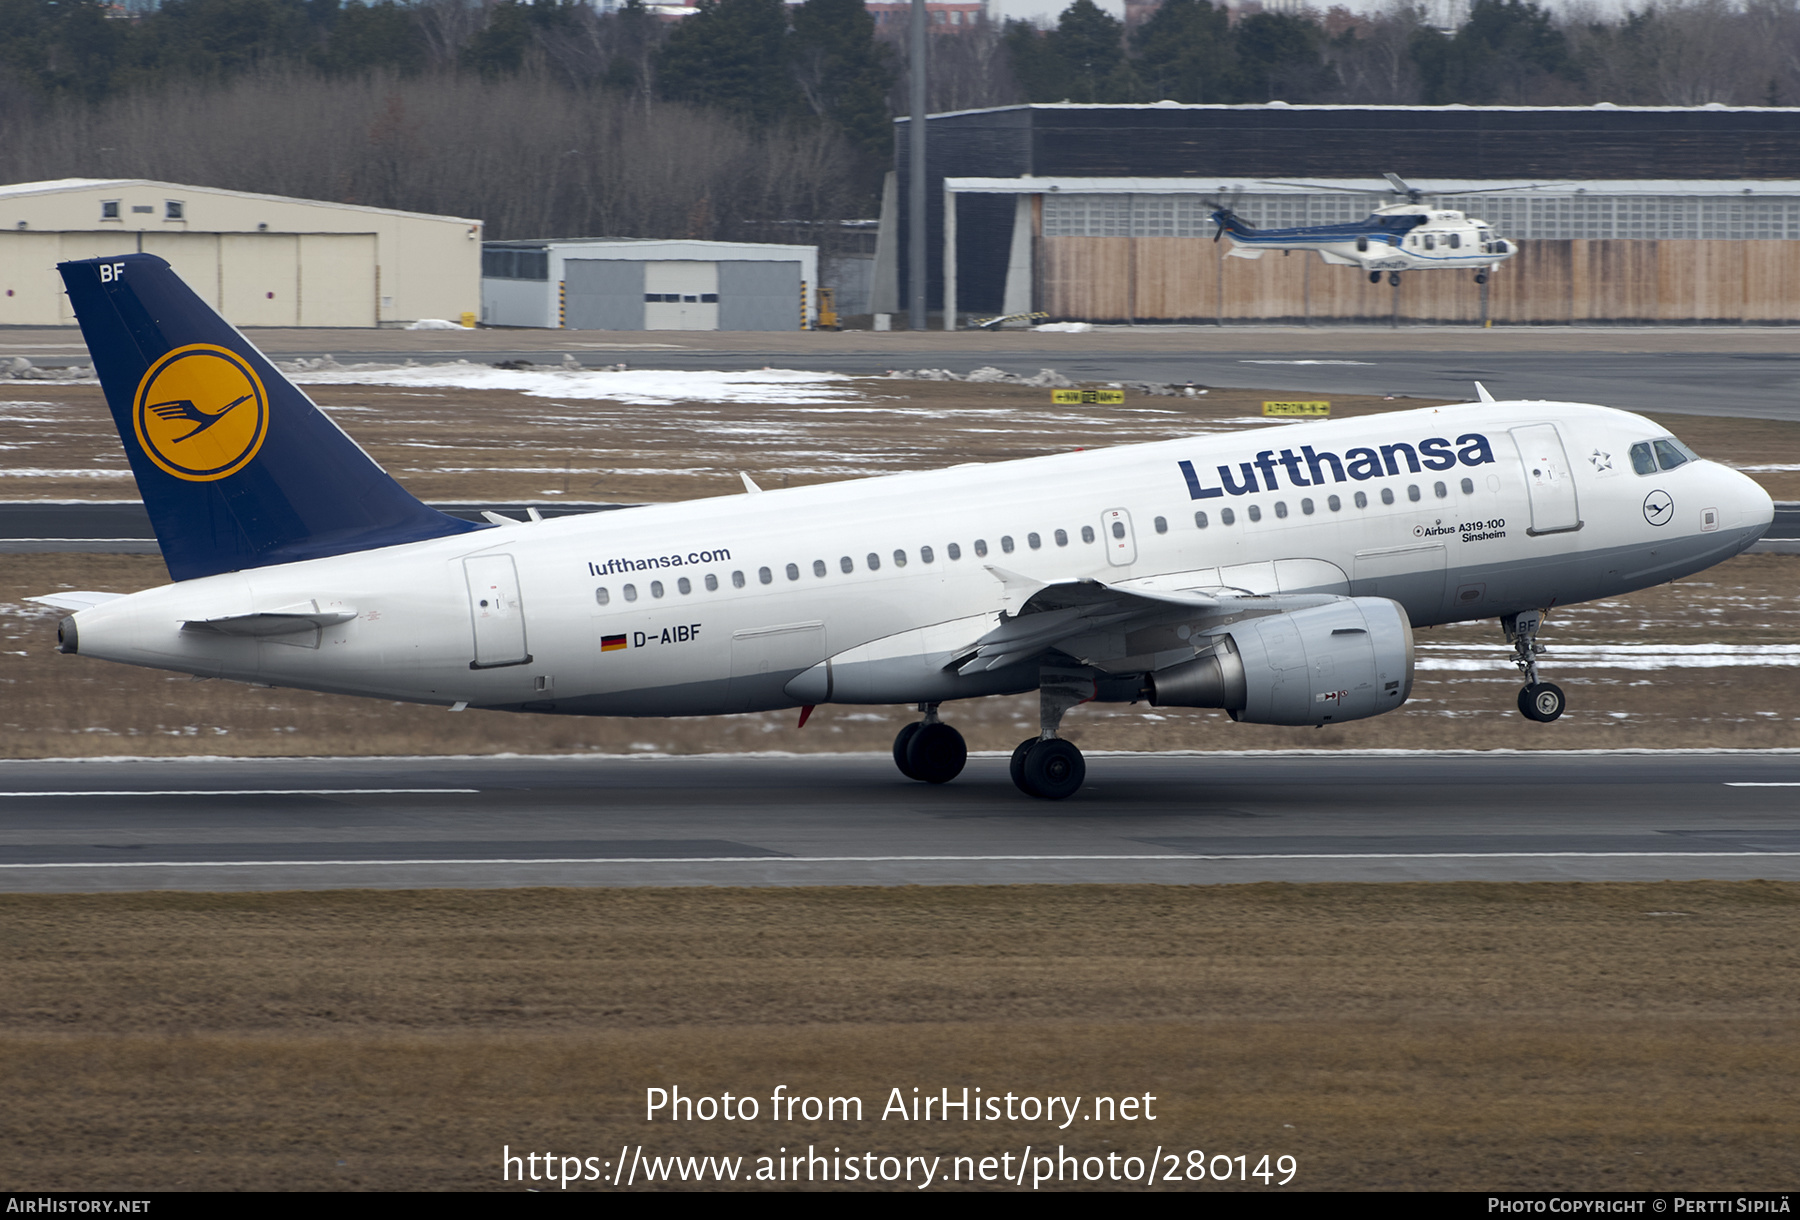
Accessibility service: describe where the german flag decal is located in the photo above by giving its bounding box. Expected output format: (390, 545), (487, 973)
(601, 634), (627, 652)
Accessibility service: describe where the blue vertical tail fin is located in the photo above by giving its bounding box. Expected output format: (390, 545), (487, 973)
(59, 253), (481, 581)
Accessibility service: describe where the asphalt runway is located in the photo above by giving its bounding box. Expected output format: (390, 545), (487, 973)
(2, 752), (1796, 893)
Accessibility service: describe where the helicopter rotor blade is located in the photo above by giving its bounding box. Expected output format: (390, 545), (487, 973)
(1256, 179), (1388, 196)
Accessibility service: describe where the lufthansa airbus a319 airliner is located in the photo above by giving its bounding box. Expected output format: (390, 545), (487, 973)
(34, 255), (1775, 799)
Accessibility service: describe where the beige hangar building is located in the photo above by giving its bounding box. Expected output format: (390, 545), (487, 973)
(0, 179), (481, 327)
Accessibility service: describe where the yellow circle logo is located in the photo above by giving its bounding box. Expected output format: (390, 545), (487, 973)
(132, 344), (269, 482)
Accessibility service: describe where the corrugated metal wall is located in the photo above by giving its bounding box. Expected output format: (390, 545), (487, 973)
(1039, 237), (1800, 324)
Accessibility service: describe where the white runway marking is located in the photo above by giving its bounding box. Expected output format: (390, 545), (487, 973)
(0, 789), (480, 797)
(3, 851), (1798, 870)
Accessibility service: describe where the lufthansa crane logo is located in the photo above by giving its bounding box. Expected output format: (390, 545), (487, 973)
(1643, 489), (1674, 527)
(132, 344), (269, 482)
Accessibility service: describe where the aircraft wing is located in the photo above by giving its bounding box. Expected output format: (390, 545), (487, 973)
(956, 567), (1331, 676)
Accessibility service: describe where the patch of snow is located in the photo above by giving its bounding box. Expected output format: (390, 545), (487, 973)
(1033, 322), (1093, 333)
(404, 318), (463, 331)
(289, 362), (862, 407)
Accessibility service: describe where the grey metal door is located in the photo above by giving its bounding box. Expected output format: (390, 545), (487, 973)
(465, 554), (531, 669)
(564, 259), (645, 330)
(717, 260), (801, 331)
(1512, 424), (1582, 535)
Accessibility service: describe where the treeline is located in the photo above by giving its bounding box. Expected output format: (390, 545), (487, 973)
(5, 0), (1800, 241)
(1007, 0), (1800, 107)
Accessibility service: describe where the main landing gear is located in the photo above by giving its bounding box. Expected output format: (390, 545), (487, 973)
(1504, 610), (1566, 723)
(1009, 669), (1093, 801)
(889, 671), (1095, 799)
(893, 704), (967, 785)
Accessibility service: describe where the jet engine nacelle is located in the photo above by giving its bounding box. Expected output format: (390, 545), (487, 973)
(1147, 596), (1414, 726)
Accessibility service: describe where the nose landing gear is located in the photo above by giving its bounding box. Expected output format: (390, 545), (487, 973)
(892, 703), (967, 784)
(1504, 610), (1566, 723)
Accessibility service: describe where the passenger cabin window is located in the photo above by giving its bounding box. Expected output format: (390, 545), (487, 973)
(1630, 443), (1658, 475)
(624, 584), (638, 601)
(1460, 478), (1474, 495)
(1329, 495), (1341, 511)
(974, 539), (988, 557)
(893, 549), (908, 567)
(1153, 516), (1167, 534)
(813, 560), (827, 577)
(1194, 511), (1209, 529)
(1221, 508), (1235, 526)
(1408, 484), (1422, 502)
(1054, 529), (1068, 547)
(758, 567), (773, 584)
(947, 543), (961, 560)
(867, 552), (881, 570)
(596, 587), (610, 605)
(678, 577), (691, 594)
(1027, 533), (1041, 550)
(786, 563), (799, 581)
(921, 546), (934, 563)
(1354, 492), (1368, 509)
(1082, 525), (1097, 543)
(1301, 498), (1314, 515)
(705, 574), (719, 591)
(1274, 501), (1288, 519)
(732, 571), (745, 588)
(1000, 536), (1014, 553)
(651, 580), (664, 598)
(1247, 504), (1262, 522)
(1381, 488), (1396, 505)
(1434, 482), (1448, 499)
(840, 556), (854, 573)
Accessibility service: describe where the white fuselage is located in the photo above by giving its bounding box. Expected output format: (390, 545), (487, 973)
(66, 402), (1772, 717)
(1226, 206), (1515, 274)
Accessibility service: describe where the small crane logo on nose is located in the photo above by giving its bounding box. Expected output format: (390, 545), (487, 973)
(1643, 491), (1674, 526)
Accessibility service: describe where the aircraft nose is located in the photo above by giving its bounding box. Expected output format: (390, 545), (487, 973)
(1733, 466), (1775, 538)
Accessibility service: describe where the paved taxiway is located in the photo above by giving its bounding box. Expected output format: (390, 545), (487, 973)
(8, 327), (1800, 421)
(1, 752), (1796, 892)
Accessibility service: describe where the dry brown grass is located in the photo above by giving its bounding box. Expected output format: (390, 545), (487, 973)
(0, 882), (1795, 1190)
(7, 378), (1797, 503)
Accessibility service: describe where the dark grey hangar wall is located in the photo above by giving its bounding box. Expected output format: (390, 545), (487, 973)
(896, 104), (1800, 324)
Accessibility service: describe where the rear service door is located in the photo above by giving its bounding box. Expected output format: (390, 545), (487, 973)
(465, 555), (531, 669)
(1511, 424), (1582, 536)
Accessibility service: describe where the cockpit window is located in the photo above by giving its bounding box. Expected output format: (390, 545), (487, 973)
(1653, 438), (1696, 470)
(1629, 442), (1657, 475)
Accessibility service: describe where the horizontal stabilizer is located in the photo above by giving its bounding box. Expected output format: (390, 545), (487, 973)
(27, 591), (123, 613)
(184, 601), (357, 637)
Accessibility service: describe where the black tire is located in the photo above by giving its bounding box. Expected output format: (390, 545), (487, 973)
(1010, 737), (1038, 793)
(906, 722), (968, 785)
(892, 722), (923, 779)
(1525, 682), (1566, 723)
(1021, 739), (1086, 801)
(1474, 272), (1489, 284)
(1517, 686), (1538, 721)
(1388, 272), (1403, 287)
(1368, 271), (1381, 284)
